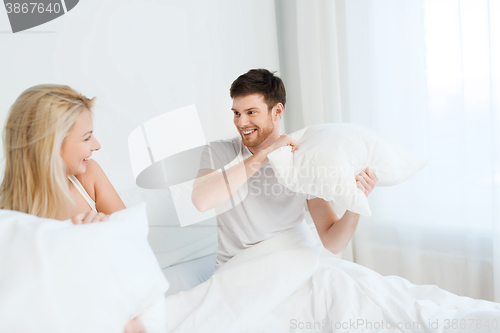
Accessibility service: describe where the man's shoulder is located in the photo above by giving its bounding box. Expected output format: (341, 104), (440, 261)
(201, 136), (242, 169)
(206, 136), (242, 154)
(207, 136), (241, 146)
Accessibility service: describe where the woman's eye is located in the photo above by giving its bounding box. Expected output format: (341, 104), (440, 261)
(85, 136), (91, 141)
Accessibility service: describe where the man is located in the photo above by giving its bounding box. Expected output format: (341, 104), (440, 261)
(192, 68), (377, 269)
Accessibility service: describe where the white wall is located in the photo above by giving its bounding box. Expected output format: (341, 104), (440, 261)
(0, 0), (281, 191)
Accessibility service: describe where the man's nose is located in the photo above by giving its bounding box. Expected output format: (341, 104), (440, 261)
(237, 114), (250, 127)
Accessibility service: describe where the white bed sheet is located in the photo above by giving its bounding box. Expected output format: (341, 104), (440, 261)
(164, 221), (500, 333)
(163, 254), (215, 297)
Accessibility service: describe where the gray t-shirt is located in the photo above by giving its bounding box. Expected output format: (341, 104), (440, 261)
(199, 136), (315, 269)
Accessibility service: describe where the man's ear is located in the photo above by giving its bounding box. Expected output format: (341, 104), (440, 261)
(273, 103), (284, 121)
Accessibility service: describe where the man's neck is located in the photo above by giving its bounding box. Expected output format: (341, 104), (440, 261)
(246, 131), (281, 156)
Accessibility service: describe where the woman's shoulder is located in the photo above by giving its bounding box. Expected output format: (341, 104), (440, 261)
(75, 159), (126, 214)
(84, 158), (104, 175)
(75, 159), (105, 201)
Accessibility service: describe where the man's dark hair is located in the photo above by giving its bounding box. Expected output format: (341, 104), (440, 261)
(230, 68), (286, 111)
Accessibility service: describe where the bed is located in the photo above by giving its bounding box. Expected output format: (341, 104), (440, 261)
(110, 185), (500, 333)
(1, 187), (499, 333)
(161, 221), (500, 333)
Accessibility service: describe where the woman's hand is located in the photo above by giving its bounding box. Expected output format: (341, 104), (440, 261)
(355, 167), (378, 196)
(71, 211), (109, 224)
(124, 317), (145, 333)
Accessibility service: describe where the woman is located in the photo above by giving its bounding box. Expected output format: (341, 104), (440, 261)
(0, 84), (144, 333)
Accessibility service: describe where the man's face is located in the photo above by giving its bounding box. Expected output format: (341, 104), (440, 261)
(232, 94), (275, 149)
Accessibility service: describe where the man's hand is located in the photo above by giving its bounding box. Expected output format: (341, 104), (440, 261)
(71, 211), (109, 225)
(355, 167), (378, 196)
(263, 134), (299, 157)
(124, 317), (145, 333)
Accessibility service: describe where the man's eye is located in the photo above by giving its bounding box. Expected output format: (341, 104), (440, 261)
(248, 111), (254, 115)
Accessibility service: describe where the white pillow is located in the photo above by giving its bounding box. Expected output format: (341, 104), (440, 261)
(0, 203), (169, 333)
(267, 123), (426, 216)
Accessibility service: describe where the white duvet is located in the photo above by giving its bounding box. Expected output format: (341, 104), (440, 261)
(165, 222), (500, 333)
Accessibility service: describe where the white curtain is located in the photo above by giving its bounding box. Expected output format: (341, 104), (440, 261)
(276, 0), (500, 302)
(275, 0), (348, 129)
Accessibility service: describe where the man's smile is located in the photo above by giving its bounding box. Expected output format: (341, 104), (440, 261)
(242, 128), (257, 137)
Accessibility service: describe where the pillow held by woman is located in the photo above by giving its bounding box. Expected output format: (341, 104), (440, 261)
(0, 203), (169, 333)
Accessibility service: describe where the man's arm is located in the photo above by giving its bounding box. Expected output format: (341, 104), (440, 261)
(307, 167), (378, 254)
(192, 152), (267, 212)
(192, 134), (298, 212)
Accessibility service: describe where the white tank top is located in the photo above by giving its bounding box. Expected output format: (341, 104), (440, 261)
(68, 175), (97, 212)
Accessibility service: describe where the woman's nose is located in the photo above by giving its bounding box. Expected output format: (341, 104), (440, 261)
(92, 137), (101, 151)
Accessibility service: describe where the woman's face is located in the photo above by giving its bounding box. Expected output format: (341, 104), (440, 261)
(60, 109), (101, 176)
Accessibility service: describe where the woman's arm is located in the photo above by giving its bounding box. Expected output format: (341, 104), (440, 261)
(77, 159), (126, 214)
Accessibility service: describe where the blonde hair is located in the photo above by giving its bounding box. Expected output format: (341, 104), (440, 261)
(0, 84), (95, 219)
